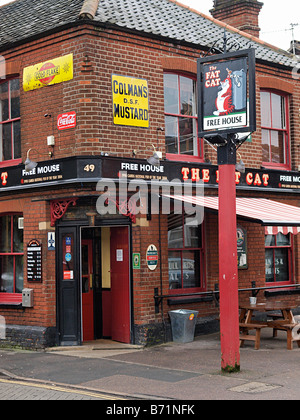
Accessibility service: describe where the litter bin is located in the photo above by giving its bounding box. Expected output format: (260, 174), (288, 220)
(169, 309), (199, 343)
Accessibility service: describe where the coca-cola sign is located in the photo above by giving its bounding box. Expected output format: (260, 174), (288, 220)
(57, 111), (76, 130)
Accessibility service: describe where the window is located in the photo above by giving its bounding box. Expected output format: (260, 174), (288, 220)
(168, 213), (204, 291)
(0, 215), (24, 302)
(265, 233), (292, 284)
(164, 73), (201, 160)
(261, 91), (290, 168)
(0, 78), (21, 166)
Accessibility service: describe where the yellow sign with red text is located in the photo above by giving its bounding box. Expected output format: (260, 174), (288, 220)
(23, 54), (73, 92)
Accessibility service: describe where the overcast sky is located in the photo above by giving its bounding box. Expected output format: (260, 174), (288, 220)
(178, 0), (299, 51)
(0, 0), (299, 51)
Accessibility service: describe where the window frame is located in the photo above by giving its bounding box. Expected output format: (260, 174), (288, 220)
(265, 233), (293, 286)
(0, 76), (22, 168)
(168, 212), (206, 294)
(260, 89), (291, 170)
(0, 213), (24, 304)
(164, 72), (203, 162)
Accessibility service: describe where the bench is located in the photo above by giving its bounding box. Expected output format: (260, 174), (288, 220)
(269, 322), (300, 350)
(239, 323), (268, 350)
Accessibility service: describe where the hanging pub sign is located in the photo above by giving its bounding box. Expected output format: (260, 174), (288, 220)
(197, 49), (256, 138)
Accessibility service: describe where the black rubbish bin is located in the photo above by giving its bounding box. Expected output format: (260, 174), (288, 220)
(169, 309), (199, 343)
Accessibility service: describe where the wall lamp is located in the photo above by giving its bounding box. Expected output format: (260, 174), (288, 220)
(147, 144), (162, 168)
(236, 152), (245, 173)
(24, 148), (53, 173)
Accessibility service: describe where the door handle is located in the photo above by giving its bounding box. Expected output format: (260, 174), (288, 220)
(89, 274), (93, 289)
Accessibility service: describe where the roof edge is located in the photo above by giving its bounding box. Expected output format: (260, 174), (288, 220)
(79, 0), (100, 20)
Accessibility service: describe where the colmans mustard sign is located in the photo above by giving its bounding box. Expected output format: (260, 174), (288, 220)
(23, 54), (73, 92)
(112, 75), (149, 128)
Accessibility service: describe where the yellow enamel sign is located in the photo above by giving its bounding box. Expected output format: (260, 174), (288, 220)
(23, 54), (73, 92)
(112, 75), (149, 128)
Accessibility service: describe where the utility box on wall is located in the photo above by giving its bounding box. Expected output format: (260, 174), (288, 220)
(22, 289), (34, 308)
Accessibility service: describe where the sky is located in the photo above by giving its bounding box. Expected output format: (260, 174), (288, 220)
(0, 0), (299, 51)
(178, 0), (299, 51)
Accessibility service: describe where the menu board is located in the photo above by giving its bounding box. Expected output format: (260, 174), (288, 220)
(27, 239), (42, 282)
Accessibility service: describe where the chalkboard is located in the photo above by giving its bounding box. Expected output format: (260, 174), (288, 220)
(27, 239), (42, 282)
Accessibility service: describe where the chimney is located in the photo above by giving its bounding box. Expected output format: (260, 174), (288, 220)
(211, 0), (264, 38)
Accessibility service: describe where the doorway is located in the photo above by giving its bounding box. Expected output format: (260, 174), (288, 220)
(81, 239), (94, 341)
(80, 226), (131, 343)
(57, 224), (131, 346)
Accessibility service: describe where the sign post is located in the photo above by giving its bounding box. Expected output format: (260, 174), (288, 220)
(198, 47), (256, 372)
(217, 136), (240, 372)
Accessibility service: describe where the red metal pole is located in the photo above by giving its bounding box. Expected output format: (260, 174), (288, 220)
(218, 162), (240, 372)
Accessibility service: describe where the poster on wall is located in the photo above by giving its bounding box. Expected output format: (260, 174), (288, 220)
(146, 245), (158, 271)
(23, 54), (73, 92)
(112, 74), (149, 128)
(237, 225), (247, 269)
(197, 49), (256, 138)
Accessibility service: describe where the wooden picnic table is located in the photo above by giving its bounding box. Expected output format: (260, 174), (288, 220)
(239, 302), (300, 350)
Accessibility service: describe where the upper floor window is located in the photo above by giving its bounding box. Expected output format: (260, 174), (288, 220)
(0, 214), (24, 303)
(164, 73), (202, 161)
(261, 90), (290, 169)
(0, 78), (21, 166)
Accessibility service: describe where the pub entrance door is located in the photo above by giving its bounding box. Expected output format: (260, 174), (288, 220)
(80, 226), (131, 343)
(58, 224), (131, 346)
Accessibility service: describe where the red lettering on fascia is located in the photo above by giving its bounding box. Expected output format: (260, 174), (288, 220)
(182, 167), (190, 180)
(262, 174), (269, 186)
(235, 171), (241, 184)
(182, 167), (211, 182)
(1, 172), (8, 186)
(253, 173), (262, 186)
(246, 172), (253, 185)
(202, 169), (210, 183)
(191, 168), (200, 182)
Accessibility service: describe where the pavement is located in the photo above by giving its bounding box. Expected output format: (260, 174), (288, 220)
(1, 329), (300, 400)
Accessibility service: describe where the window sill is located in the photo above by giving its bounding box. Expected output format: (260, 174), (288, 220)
(0, 293), (22, 305)
(261, 163), (291, 171)
(166, 154), (204, 163)
(0, 302), (23, 308)
(0, 158), (22, 169)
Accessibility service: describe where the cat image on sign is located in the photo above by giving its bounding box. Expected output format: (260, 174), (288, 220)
(213, 68), (235, 116)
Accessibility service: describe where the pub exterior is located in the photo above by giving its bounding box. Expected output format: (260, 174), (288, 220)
(0, 0), (300, 349)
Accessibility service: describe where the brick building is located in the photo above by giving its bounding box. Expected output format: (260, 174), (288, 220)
(0, 0), (299, 349)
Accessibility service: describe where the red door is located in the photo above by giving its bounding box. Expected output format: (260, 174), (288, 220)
(81, 240), (94, 341)
(110, 227), (130, 343)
